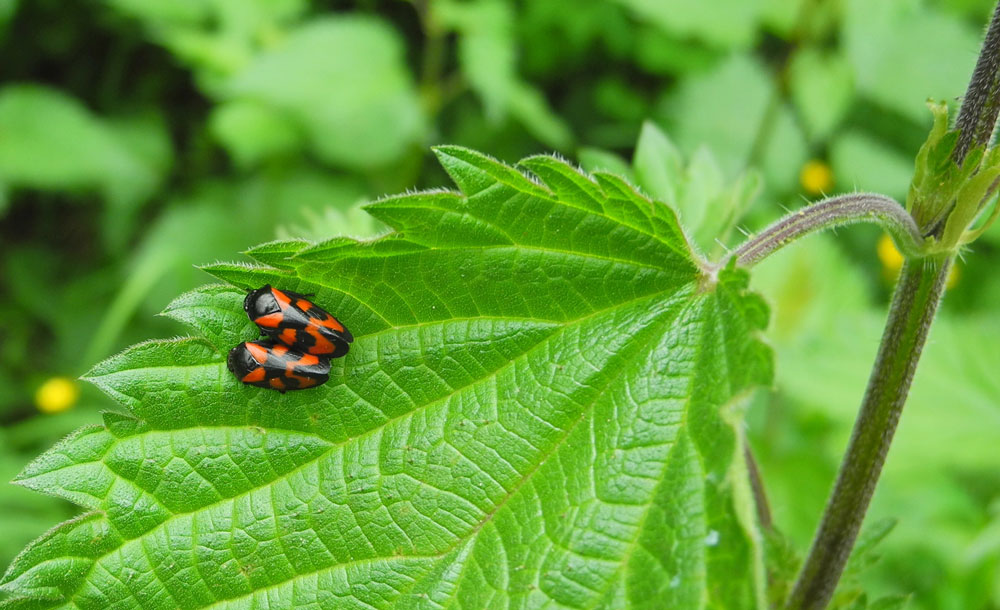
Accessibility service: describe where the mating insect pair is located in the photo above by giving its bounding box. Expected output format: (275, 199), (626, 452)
(227, 285), (354, 392)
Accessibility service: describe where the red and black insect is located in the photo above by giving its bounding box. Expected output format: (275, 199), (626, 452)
(244, 285), (353, 357)
(227, 340), (331, 393)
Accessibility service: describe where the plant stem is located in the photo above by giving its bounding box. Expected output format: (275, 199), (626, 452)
(783, 4), (1000, 607)
(731, 193), (923, 267)
(953, 4), (1000, 165)
(783, 257), (951, 609)
(745, 443), (773, 531)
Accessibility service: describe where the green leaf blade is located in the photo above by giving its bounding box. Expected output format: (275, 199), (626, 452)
(4, 150), (771, 609)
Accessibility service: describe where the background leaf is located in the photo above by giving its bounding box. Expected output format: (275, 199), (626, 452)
(842, 0), (978, 124)
(788, 49), (854, 142)
(659, 55), (808, 193)
(0, 85), (171, 248)
(613, 0), (765, 48)
(221, 17), (426, 169)
(435, 0), (572, 149)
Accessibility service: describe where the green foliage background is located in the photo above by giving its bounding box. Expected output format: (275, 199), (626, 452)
(0, 0), (998, 607)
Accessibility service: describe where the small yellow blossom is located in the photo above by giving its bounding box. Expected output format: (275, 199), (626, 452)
(946, 262), (960, 289)
(800, 159), (834, 195)
(877, 234), (905, 276)
(35, 377), (80, 414)
(877, 234), (959, 288)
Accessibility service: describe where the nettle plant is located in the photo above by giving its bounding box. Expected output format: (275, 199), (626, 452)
(5, 8), (1000, 610)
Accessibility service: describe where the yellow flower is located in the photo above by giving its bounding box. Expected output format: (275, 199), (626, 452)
(800, 159), (834, 196)
(35, 377), (80, 414)
(946, 262), (960, 289)
(877, 234), (959, 288)
(877, 234), (905, 276)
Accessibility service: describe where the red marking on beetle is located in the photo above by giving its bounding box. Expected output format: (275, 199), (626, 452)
(246, 342), (270, 363)
(294, 353), (321, 366)
(241, 367), (266, 383)
(296, 376), (318, 389)
(279, 328), (298, 345)
(254, 312), (284, 328)
(305, 326), (335, 355)
(273, 288), (293, 309)
(286, 369), (318, 388)
(316, 316), (345, 332)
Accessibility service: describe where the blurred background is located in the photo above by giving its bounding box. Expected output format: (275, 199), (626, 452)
(0, 0), (998, 607)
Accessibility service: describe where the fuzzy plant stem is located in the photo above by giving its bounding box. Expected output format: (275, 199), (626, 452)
(783, 257), (951, 609)
(782, 3), (1000, 608)
(731, 193), (923, 267)
(952, 4), (1000, 165)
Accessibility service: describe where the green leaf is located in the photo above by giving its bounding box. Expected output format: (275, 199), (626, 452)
(842, 0), (978, 124)
(81, 170), (367, 366)
(830, 130), (915, 201)
(0, 427), (78, 570)
(223, 16), (426, 169)
(0, 85), (130, 191)
(209, 100), (303, 168)
(632, 121), (760, 256)
(105, 0), (307, 80)
(435, 0), (572, 149)
(633, 121), (685, 205)
(3, 147), (772, 608)
(865, 595), (910, 610)
(788, 49), (854, 142)
(660, 55), (807, 193)
(577, 147), (634, 179)
(0, 85), (171, 247)
(0, 0), (16, 28)
(613, 0), (765, 48)
(902, 101), (1000, 248)
(843, 518), (897, 578)
(0, 85), (172, 251)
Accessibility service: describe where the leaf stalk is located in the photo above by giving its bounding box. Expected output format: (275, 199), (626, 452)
(731, 193), (923, 268)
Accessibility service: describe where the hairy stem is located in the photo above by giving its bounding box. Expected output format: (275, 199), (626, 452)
(745, 443), (773, 532)
(783, 4), (1000, 607)
(783, 258), (951, 609)
(731, 193), (923, 268)
(953, 4), (1000, 164)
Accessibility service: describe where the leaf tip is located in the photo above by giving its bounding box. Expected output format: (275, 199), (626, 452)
(12, 424), (107, 488)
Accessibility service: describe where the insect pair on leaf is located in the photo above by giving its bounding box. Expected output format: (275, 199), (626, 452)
(227, 285), (354, 392)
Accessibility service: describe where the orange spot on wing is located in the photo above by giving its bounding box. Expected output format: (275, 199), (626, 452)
(272, 288), (293, 309)
(272, 344), (289, 357)
(295, 353), (320, 366)
(269, 377), (286, 390)
(296, 377), (318, 389)
(306, 326), (334, 355)
(254, 312), (284, 328)
(286, 369), (320, 388)
(279, 328), (298, 345)
(242, 367), (266, 383)
(245, 342), (270, 363)
(317, 316), (345, 332)
(297, 299), (313, 311)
